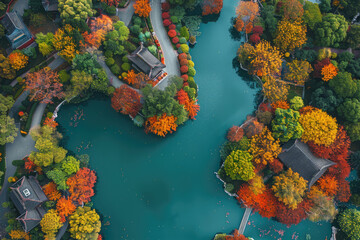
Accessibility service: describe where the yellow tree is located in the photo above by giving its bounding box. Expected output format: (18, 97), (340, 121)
(234, 1), (259, 33)
(9, 230), (30, 240)
(274, 20), (307, 53)
(8, 51), (29, 71)
(272, 168), (308, 209)
(299, 109), (338, 146)
(262, 75), (289, 102)
(249, 41), (282, 77)
(248, 126), (282, 166)
(52, 25), (80, 62)
(249, 174), (265, 195)
(40, 209), (63, 240)
(285, 60), (313, 85)
(237, 42), (254, 69)
(69, 206), (101, 240)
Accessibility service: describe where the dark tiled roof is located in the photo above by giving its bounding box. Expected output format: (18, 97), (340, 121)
(1, 11), (33, 49)
(10, 176), (48, 214)
(278, 139), (336, 189)
(42, 0), (58, 11)
(127, 43), (166, 79)
(17, 207), (46, 232)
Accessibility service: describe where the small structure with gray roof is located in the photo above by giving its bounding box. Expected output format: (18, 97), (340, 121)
(10, 176), (48, 232)
(127, 43), (166, 80)
(1, 11), (34, 49)
(278, 139), (336, 190)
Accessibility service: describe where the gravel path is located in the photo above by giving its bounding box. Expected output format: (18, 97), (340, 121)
(150, 0), (180, 90)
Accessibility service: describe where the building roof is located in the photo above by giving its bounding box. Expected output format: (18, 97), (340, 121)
(127, 43), (166, 79)
(16, 207), (46, 232)
(42, 0), (58, 11)
(1, 11), (33, 49)
(10, 176), (47, 215)
(278, 139), (336, 189)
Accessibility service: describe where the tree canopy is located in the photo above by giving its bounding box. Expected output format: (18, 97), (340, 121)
(315, 13), (348, 47)
(224, 150), (255, 181)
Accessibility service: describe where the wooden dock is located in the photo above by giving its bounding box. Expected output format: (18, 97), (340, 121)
(239, 208), (252, 234)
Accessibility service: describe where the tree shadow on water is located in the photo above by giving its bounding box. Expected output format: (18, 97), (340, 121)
(229, 17), (242, 41)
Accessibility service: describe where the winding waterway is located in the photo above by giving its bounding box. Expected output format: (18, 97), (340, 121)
(57, 1), (331, 239)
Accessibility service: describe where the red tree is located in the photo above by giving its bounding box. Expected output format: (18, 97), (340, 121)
(225, 229), (248, 240)
(249, 34), (261, 44)
(66, 168), (97, 204)
(24, 157), (36, 173)
(25, 67), (65, 104)
(336, 179), (351, 202)
(276, 199), (313, 226)
(268, 158), (284, 173)
(176, 89), (190, 105)
(313, 58), (331, 78)
(202, 0), (223, 15)
(227, 126), (244, 142)
(100, 0), (119, 6)
(111, 85), (142, 117)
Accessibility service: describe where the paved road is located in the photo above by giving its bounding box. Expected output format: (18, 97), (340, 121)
(150, 0), (180, 90)
(116, 0), (135, 26)
(11, 0), (29, 16)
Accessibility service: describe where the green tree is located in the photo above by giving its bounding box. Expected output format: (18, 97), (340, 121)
(329, 72), (357, 98)
(272, 168), (308, 209)
(303, 1), (322, 30)
(224, 150), (255, 181)
(319, 0), (331, 13)
(261, 5), (278, 37)
(348, 58), (360, 79)
(347, 25), (360, 49)
(311, 87), (342, 113)
(0, 115), (17, 145)
(337, 98), (360, 123)
(72, 53), (101, 75)
(40, 209), (63, 240)
(69, 206), (101, 240)
(271, 108), (303, 142)
(104, 21), (129, 56)
(290, 96), (304, 111)
(35, 32), (54, 56)
(346, 122), (360, 141)
(338, 208), (360, 240)
(180, 26), (189, 41)
(61, 156), (80, 175)
(315, 14), (348, 47)
(0, 94), (14, 114)
(141, 84), (188, 125)
(68, 70), (93, 97)
(46, 169), (68, 191)
(58, 0), (95, 26)
(90, 69), (108, 93)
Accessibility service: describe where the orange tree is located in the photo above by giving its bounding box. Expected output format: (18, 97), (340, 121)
(249, 41), (282, 77)
(66, 168), (97, 204)
(134, 0), (151, 17)
(8, 51), (28, 71)
(43, 182), (61, 201)
(234, 1), (259, 33)
(56, 197), (76, 223)
(111, 85), (142, 117)
(299, 108), (338, 146)
(274, 20), (307, 53)
(321, 63), (338, 82)
(202, 0), (223, 16)
(145, 113), (177, 137)
(248, 127), (281, 166)
(282, 0), (304, 21)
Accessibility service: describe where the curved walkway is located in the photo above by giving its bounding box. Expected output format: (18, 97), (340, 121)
(150, 0), (180, 90)
(116, 0), (135, 26)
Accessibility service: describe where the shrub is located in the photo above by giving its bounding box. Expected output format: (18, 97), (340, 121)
(180, 58), (188, 66)
(188, 67), (196, 77)
(121, 63), (131, 71)
(134, 17), (142, 25)
(169, 24), (176, 30)
(58, 70), (71, 83)
(180, 65), (188, 73)
(180, 26), (190, 40)
(105, 6), (116, 15)
(122, 55), (129, 63)
(180, 44), (189, 53)
(161, 2), (170, 11)
(172, 37), (179, 44)
(124, 41), (137, 52)
(105, 57), (115, 66)
(130, 25), (141, 35)
(181, 74), (188, 81)
(188, 60), (195, 67)
(145, 31), (151, 38)
(176, 43), (181, 49)
(111, 65), (121, 75)
(179, 37), (187, 44)
(104, 50), (113, 58)
(107, 86), (115, 95)
(188, 78), (197, 89)
(170, 16), (178, 23)
(168, 29), (177, 38)
(162, 12), (170, 19)
(148, 45), (157, 55)
(163, 19), (171, 27)
(178, 53), (187, 60)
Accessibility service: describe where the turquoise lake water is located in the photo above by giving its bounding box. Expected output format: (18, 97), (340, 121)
(57, 1), (331, 239)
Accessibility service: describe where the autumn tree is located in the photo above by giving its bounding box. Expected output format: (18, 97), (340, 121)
(244, 118), (264, 138)
(317, 175), (339, 196)
(225, 230), (248, 240)
(282, 0), (304, 21)
(285, 60), (313, 85)
(271, 108), (303, 142)
(0, 54), (15, 79)
(248, 127), (281, 166)
(227, 126), (244, 142)
(134, 0), (151, 17)
(83, 15), (113, 49)
(321, 63), (338, 82)
(52, 25), (82, 62)
(184, 99), (200, 120)
(56, 197), (76, 223)
(249, 174), (265, 195)
(299, 109), (338, 146)
(111, 85), (142, 117)
(61, 156), (80, 175)
(100, 0), (119, 6)
(272, 168), (307, 209)
(25, 67), (65, 104)
(274, 20), (307, 53)
(271, 100), (289, 111)
(237, 43), (254, 69)
(67, 168), (97, 204)
(234, 1), (259, 33)
(276, 199), (313, 226)
(8, 51), (29, 70)
(202, 0), (223, 16)
(9, 230), (30, 240)
(68, 70), (93, 97)
(224, 150), (255, 181)
(249, 41), (282, 77)
(145, 113), (178, 137)
(40, 209), (63, 240)
(69, 206), (101, 240)
(43, 182), (61, 201)
(262, 75), (289, 102)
